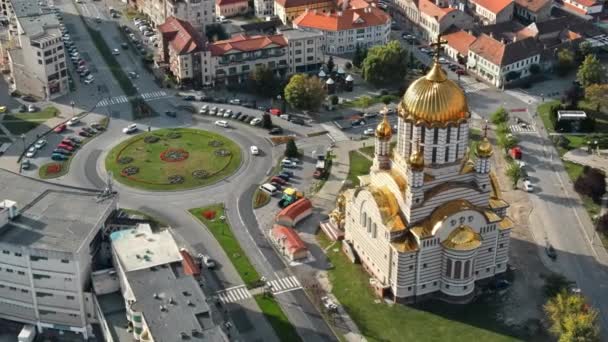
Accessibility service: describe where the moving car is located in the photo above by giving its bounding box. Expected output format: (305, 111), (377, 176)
(363, 112), (377, 119)
(84, 76), (95, 85)
(214, 120), (229, 128)
(25, 147), (37, 158)
(250, 145), (259, 155)
(67, 117), (80, 126)
(122, 124), (138, 134)
(34, 139), (47, 149)
(363, 128), (375, 136)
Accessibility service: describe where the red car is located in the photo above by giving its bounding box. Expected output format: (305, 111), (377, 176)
(57, 143), (74, 151)
(270, 176), (286, 185)
(61, 139), (77, 146)
(456, 69), (467, 76)
(53, 124), (67, 133)
(269, 108), (282, 116)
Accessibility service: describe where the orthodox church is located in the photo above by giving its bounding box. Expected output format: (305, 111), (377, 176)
(341, 48), (513, 303)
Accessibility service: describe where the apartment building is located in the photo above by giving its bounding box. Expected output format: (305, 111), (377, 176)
(281, 28), (324, 73)
(292, 5), (391, 54)
(468, 0), (514, 25)
(416, 0), (472, 41)
(467, 33), (541, 87)
(216, 0), (249, 18)
(130, 0), (215, 31)
(111, 224), (228, 341)
(0, 169), (117, 339)
(513, 0), (553, 22)
(157, 16), (212, 87)
(274, 0), (334, 24)
(254, 0), (274, 16)
(4, 0), (68, 100)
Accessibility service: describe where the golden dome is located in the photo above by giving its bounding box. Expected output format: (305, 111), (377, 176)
(442, 225), (482, 251)
(398, 61), (469, 125)
(476, 137), (493, 158)
(375, 113), (392, 140)
(409, 141), (424, 171)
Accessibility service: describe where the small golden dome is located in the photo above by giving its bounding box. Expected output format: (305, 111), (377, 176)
(398, 62), (469, 125)
(409, 143), (425, 171)
(442, 225), (482, 251)
(375, 113), (392, 140)
(476, 137), (493, 158)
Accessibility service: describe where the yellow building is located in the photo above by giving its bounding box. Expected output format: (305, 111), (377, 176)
(274, 0), (334, 24)
(342, 38), (513, 303)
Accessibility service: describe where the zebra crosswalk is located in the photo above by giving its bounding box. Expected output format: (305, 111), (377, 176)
(96, 91), (169, 107)
(217, 285), (252, 304)
(267, 275), (301, 295)
(461, 81), (489, 94)
(510, 124), (536, 133)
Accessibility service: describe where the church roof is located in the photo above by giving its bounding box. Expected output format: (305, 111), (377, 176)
(498, 216), (515, 230)
(441, 225), (482, 251)
(391, 232), (418, 252)
(369, 186), (407, 232)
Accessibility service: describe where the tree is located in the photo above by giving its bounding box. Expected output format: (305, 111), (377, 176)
(577, 54), (606, 88)
(560, 311), (601, 342)
(352, 44), (364, 68)
(544, 291), (599, 340)
(578, 41), (593, 58)
(556, 49), (575, 76)
(284, 74), (327, 111)
(362, 40), (408, 86)
(329, 95), (339, 105)
(529, 64), (541, 75)
(326, 56), (335, 74)
(381, 95), (393, 105)
(506, 162), (522, 188)
(205, 24), (229, 42)
(585, 83), (608, 109)
(261, 113), (272, 129)
(596, 213), (608, 234)
(490, 107), (509, 124)
(505, 71), (521, 82)
(249, 65), (278, 97)
(543, 273), (573, 298)
(358, 95), (373, 109)
(574, 166), (606, 202)
(344, 61), (352, 70)
(284, 139), (298, 158)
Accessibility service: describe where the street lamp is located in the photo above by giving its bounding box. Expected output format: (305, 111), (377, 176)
(20, 134), (26, 153)
(70, 100), (75, 117)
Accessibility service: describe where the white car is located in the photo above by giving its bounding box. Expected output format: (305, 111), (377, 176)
(138, 25), (149, 32)
(67, 117), (80, 126)
(223, 110), (232, 118)
(250, 117), (262, 126)
(123, 124), (138, 134)
(25, 147), (37, 158)
(215, 120), (229, 128)
(229, 99), (240, 105)
(112, 49), (120, 55)
(84, 76), (95, 84)
(523, 179), (533, 192)
(363, 128), (375, 136)
(199, 105), (209, 114)
(143, 30), (155, 37)
(250, 146), (259, 155)
(34, 139), (47, 149)
(438, 57), (449, 64)
(28, 104), (37, 113)
(197, 253), (216, 269)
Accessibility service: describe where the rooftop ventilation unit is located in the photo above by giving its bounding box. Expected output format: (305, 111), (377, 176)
(160, 305), (167, 312)
(153, 293), (160, 299)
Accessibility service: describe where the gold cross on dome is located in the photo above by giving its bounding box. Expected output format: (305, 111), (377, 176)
(482, 122), (490, 138)
(429, 35), (448, 61)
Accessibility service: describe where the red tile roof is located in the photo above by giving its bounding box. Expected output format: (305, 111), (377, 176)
(179, 249), (201, 276)
(216, 0), (247, 5)
(418, 0), (456, 20)
(158, 17), (205, 55)
(208, 34), (287, 56)
(337, 0), (373, 9)
(276, 198), (313, 226)
(293, 6), (390, 31)
(471, 0), (513, 14)
(513, 0), (552, 12)
(443, 30), (477, 55)
(275, 0), (332, 8)
(272, 225), (308, 255)
(469, 33), (541, 66)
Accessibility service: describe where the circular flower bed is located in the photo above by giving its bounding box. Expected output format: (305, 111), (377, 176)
(117, 156), (133, 165)
(46, 163), (62, 175)
(168, 175), (185, 184)
(192, 169), (209, 179)
(144, 135), (160, 144)
(214, 149), (231, 157)
(121, 166), (139, 176)
(208, 140), (223, 147)
(160, 148), (189, 162)
(166, 132), (181, 139)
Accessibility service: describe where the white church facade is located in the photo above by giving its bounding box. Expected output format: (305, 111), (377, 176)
(342, 50), (513, 303)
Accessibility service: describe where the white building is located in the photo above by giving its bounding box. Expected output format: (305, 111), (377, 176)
(131, 0), (215, 31)
(281, 28), (324, 74)
(4, 0), (68, 100)
(395, 0), (473, 42)
(254, 0), (274, 16)
(468, 0), (515, 25)
(342, 56), (513, 302)
(0, 169), (117, 339)
(292, 5), (391, 54)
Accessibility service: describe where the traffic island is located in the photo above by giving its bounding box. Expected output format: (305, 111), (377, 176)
(105, 128), (241, 191)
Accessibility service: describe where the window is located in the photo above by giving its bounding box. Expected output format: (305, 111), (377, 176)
(421, 284), (426, 289)
(30, 256), (48, 261)
(431, 147), (437, 163)
(45, 58), (53, 64)
(444, 146), (450, 162)
(36, 292), (53, 298)
(432, 128), (438, 144)
(17, 271), (25, 275)
(14, 252), (22, 257)
(295, 49), (302, 55)
(6, 269), (13, 273)
(306, 56), (314, 61)
(21, 289), (28, 293)
(33, 274), (51, 280)
(454, 261), (462, 279)
(407, 286), (412, 291)
(61, 259), (69, 264)
(2, 250), (8, 255)
(66, 295), (75, 300)
(464, 285), (468, 290)
(433, 281), (437, 286)
(464, 260), (471, 278)
(423, 263), (427, 268)
(409, 265), (413, 270)
(446, 126), (451, 143)
(445, 259), (452, 277)
(488, 248), (493, 252)
(445, 284), (450, 289)
(295, 57), (302, 63)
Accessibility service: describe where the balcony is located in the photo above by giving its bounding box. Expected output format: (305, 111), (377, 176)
(217, 50), (286, 65)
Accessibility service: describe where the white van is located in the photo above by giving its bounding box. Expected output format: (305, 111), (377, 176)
(259, 183), (277, 195)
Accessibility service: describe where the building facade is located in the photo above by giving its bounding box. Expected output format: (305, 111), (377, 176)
(513, 0), (553, 22)
(281, 28), (324, 73)
(274, 0), (334, 24)
(130, 0), (215, 31)
(468, 0), (514, 25)
(293, 5), (391, 54)
(4, 0), (68, 100)
(342, 54), (513, 303)
(417, 0), (472, 41)
(216, 0), (249, 17)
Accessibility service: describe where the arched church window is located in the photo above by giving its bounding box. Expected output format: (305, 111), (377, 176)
(455, 144), (460, 159)
(445, 259), (452, 277)
(444, 146), (450, 162)
(361, 211), (366, 225)
(433, 128), (439, 144)
(446, 126), (451, 143)
(431, 147), (437, 163)
(367, 217), (372, 233)
(456, 125), (461, 140)
(454, 261), (462, 279)
(372, 223), (377, 238)
(464, 260), (471, 278)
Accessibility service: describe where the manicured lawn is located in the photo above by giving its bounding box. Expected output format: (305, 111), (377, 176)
(359, 145), (375, 157)
(346, 151), (372, 187)
(2, 106), (59, 135)
(189, 204), (260, 287)
(254, 295), (302, 342)
(342, 94), (399, 109)
(318, 236), (527, 342)
(537, 100), (560, 133)
(106, 128), (241, 191)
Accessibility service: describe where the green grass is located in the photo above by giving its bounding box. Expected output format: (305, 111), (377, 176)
(346, 151), (372, 188)
(342, 94), (400, 109)
(189, 204), (260, 287)
(2, 107), (59, 135)
(537, 100), (560, 133)
(319, 236), (529, 342)
(254, 295), (302, 342)
(105, 128), (242, 191)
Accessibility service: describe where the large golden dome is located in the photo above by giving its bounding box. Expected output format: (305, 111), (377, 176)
(398, 61), (469, 125)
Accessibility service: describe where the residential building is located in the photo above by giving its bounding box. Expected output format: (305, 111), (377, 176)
(254, 0), (274, 16)
(130, 0), (215, 31)
(4, 0), (68, 100)
(0, 169), (117, 339)
(216, 0), (249, 18)
(467, 33), (541, 87)
(157, 16), (212, 87)
(292, 5), (391, 54)
(111, 224), (228, 341)
(468, 0), (514, 25)
(558, 0), (602, 16)
(442, 29), (476, 63)
(341, 60), (513, 302)
(281, 28), (324, 73)
(417, 0), (473, 41)
(274, 0), (334, 24)
(513, 0), (553, 22)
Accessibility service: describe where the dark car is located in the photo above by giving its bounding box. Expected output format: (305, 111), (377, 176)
(53, 148), (72, 155)
(291, 118), (305, 125)
(270, 176), (287, 185)
(82, 127), (96, 135)
(269, 127), (283, 135)
(19, 104), (28, 112)
(91, 123), (105, 131)
(216, 98), (226, 104)
(78, 130), (92, 137)
(22, 95), (36, 102)
(233, 112), (242, 120)
(67, 136), (83, 144)
(183, 95), (195, 101)
(21, 159), (31, 170)
(164, 110), (177, 117)
(270, 182), (283, 191)
(52, 153), (68, 161)
(277, 173), (291, 181)
(546, 244), (557, 260)
(239, 115), (249, 122)
(280, 170), (294, 177)
(121, 43), (129, 49)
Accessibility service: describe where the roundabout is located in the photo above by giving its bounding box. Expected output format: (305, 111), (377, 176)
(105, 128), (242, 191)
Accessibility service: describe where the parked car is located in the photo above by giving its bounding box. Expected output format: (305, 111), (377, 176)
(197, 254), (216, 269)
(123, 124), (138, 134)
(91, 123), (105, 131)
(229, 98), (241, 105)
(22, 95), (36, 102)
(164, 110), (177, 117)
(199, 105), (209, 114)
(281, 159), (297, 168)
(523, 179), (533, 192)
(233, 112), (242, 120)
(60, 139), (77, 146)
(28, 104), (37, 112)
(34, 139), (47, 149)
(363, 128), (375, 136)
(239, 115), (248, 122)
(363, 112), (377, 119)
(250, 117), (262, 126)
(270, 176), (287, 185)
(25, 147), (37, 158)
(280, 170), (294, 178)
(57, 143), (74, 151)
(183, 95), (195, 101)
(54, 124), (67, 133)
(276, 173), (290, 182)
(291, 118), (305, 125)
(53, 148), (72, 155)
(19, 104), (27, 112)
(21, 159), (31, 170)
(78, 130), (92, 137)
(546, 243), (557, 260)
(214, 120), (229, 128)
(51, 153), (68, 161)
(82, 127), (96, 135)
(269, 127), (283, 135)
(278, 171), (292, 180)
(67, 137), (82, 144)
